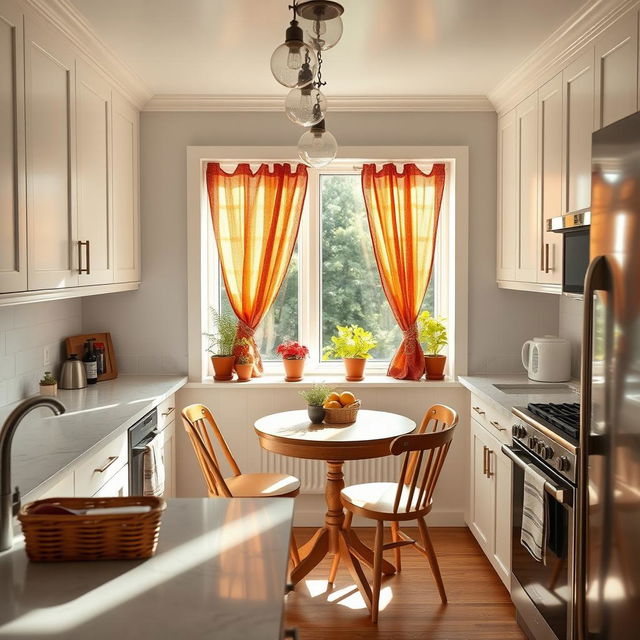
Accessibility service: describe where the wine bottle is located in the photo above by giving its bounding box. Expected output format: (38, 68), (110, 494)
(83, 338), (98, 384)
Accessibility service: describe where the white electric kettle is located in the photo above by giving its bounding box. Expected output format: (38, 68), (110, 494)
(521, 336), (571, 382)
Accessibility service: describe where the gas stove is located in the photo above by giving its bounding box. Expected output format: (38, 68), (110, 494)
(511, 402), (579, 485)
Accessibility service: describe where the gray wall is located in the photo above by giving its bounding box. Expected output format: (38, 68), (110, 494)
(82, 110), (559, 375)
(559, 295), (583, 378)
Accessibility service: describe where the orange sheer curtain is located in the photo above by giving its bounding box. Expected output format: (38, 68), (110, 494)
(206, 163), (308, 376)
(362, 163), (446, 380)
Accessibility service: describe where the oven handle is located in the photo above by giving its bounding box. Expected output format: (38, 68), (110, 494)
(501, 445), (568, 504)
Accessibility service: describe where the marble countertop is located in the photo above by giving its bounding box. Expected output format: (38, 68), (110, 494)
(0, 375), (187, 501)
(0, 498), (293, 640)
(458, 374), (580, 415)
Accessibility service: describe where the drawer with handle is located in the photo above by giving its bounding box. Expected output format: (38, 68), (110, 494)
(470, 395), (488, 429)
(74, 432), (128, 497)
(471, 395), (512, 445)
(157, 395), (176, 431)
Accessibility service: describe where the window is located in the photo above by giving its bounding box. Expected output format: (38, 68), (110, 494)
(203, 156), (455, 376)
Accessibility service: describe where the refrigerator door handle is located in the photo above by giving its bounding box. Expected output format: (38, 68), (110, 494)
(576, 254), (612, 640)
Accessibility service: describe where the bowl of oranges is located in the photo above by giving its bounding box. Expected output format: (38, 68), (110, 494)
(322, 390), (361, 424)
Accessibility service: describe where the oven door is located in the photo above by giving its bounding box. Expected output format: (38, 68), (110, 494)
(504, 442), (575, 640)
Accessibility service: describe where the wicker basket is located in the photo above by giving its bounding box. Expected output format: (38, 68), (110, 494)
(18, 496), (166, 562)
(323, 400), (361, 424)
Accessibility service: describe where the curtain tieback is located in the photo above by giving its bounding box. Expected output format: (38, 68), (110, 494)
(237, 320), (255, 337)
(403, 324), (419, 355)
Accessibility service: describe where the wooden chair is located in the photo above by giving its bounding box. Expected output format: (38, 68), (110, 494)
(181, 403), (301, 566)
(340, 404), (458, 622)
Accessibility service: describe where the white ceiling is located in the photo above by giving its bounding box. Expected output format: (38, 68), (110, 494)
(69, 0), (587, 97)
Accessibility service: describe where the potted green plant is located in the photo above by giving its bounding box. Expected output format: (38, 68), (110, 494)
(276, 340), (309, 382)
(234, 353), (254, 382)
(39, 371), (57, 396)
(204, 309), (237, 381)
(418, 311), (448, 380)
(323, 325), (377, 381)
(299, 382), (333, 423)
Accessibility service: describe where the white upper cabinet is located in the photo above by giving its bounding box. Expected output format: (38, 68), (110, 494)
(595, 14), (638, 130)
(76, 59), (113, 286)
(112, 92), (140, 283)
(537, 74), (563, 285)
(562, 48), (595, 215)
(515, 93), (539, 283)
(0, 0), (26, 293)
(497, 110), (517, 282)
(24, 13), (78, 291)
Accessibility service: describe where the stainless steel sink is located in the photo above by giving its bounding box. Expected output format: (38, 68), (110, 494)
(493, 383), (575, 395)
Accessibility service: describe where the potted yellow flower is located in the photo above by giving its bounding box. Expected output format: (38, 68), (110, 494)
(323, 325), (377, 381)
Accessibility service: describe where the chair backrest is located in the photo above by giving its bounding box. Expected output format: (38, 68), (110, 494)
(181, 404), (242, 497)
(389, 404), (459, 514)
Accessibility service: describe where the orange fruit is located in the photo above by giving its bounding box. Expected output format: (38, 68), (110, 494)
(339, 391), (356, 406)
(323, 400), (342, 409)
(326, 392), (341, 404)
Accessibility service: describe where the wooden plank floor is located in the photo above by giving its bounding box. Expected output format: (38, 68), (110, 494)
(285, 527), (526, 640)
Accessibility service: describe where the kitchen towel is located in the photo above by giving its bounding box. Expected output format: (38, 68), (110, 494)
(143, 436), (165, 497)
(521, 464), (547, 563)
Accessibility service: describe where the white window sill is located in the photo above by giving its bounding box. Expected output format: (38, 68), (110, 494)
(184, 374), (462, 390)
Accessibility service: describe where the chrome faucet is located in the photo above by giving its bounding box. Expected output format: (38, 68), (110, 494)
(1, 396), (65, 551)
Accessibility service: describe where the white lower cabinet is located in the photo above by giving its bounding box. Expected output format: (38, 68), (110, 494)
(162, 420), (176, 498)
(92, 464), (128, 498)
(468, 402), (512, 591)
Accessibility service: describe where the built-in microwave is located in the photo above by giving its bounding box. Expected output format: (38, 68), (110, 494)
(547, 209), (590, 296)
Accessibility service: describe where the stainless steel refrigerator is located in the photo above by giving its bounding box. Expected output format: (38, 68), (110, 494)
(577, 110), (640, 639)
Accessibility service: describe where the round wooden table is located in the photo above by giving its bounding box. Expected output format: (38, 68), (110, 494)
(254, 409), (416, 589)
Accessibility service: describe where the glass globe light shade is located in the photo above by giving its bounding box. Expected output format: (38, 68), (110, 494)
(297, 126), (337, 167)
(270, 41), (318, 88)
(300, 15), (343, 50)
(285, 87), (327, 126)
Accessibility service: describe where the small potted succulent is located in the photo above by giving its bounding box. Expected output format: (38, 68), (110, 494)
(204, 309), (237, 381)
(39, 371), (57, 396)
(234, 337), (254, 381)
(276, 340), (309, 382)
(323, 325), (377, 381)
(418, 311), (448, 380)
(299, 382), (333, 423)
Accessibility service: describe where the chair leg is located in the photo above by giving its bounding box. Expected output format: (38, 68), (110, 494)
(328, 550), (340, 585)
(390, 521), (402, 573)
(290, 532), (300, 568)
(417, 516), (447, 604)
(372, 520), (384, 623)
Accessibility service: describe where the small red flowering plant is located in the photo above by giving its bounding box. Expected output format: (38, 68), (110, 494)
(276, 340), (309, 360)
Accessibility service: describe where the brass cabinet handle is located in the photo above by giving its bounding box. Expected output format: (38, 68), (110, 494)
(489, 420), (507, 432)
(94, 456), (118, 473)
(486, 449), (494, 478)
(473, 406), (485, 416)
(482, 446), (488, 476)
(545, 243), (550, 273)
(161, 407), (175, 418)
(78, 240), (90, 274)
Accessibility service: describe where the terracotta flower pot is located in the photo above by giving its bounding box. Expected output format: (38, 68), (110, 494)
(424, 354), (446, 380)
(343, 357), (366, 382)
(307, 405), (325, 423)
(283, 358), (305, 382)
(235, 362), (253, 382)
(211, 355), (235, 381)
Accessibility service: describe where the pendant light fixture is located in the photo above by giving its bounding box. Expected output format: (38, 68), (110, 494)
(272, 0), (344, 167)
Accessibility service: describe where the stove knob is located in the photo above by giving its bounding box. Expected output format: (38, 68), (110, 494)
(557, 456), (571, 472)
(536, 440), (545, 455)
(543, 446), (554, 460)
(528, 436), (538, 449)
(511, 424), (519, 437)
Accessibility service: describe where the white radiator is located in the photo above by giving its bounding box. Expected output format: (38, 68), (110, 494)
(260, 451), (401, 493)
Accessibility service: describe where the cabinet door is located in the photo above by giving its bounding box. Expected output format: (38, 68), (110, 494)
(595, 12), (638, 130)
(562, 49), (595, 215)
(470, 419), (495, 553)
(0, 0), (27, 293)
(112, 92), (140, 283)
(515, 93), (539, 283)
(537, 74), (563, 285)
(92, 464), (129, 497)
(497, 110), (517, 282)
(492, 446), (512, 587)
(24, 15), (78, 290)
(163, 421), (175, 498)
(76, 59), (113, 286)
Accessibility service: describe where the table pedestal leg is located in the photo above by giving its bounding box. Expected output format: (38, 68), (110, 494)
(325, 460), (345, 554)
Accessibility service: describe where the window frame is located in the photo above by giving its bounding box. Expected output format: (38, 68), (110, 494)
(187, 146), (469, 383)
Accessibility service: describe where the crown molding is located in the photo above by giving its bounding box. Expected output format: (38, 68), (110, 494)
(489, 0), (639, 115)
(144, 94), (494, 113)
(24, 0), (152, 108)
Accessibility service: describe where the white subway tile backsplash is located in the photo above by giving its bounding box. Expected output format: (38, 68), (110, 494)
(0, 299), (82, 407)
